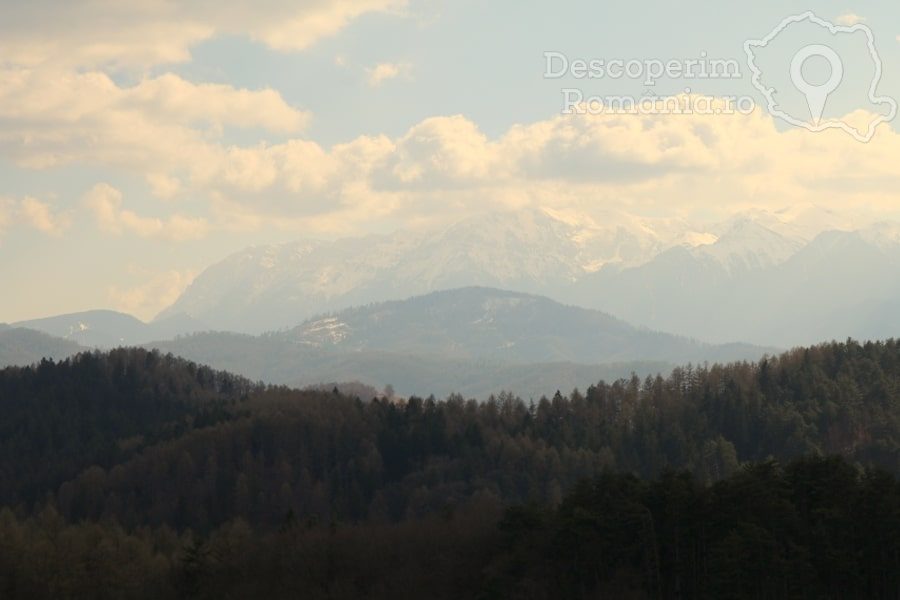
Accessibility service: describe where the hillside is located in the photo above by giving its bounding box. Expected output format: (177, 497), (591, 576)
(146, 330), (672, 399)
(286, 287), (770, 364)
(146, 287), (771, 397)
(0, 340), (898, 598)
(0, 327), (84, 366)
(13, 310), (207, 348)
(1, 339), (897, 518)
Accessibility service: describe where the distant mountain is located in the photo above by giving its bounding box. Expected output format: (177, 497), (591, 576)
(14, 310), (207, 348)
(0, 327), (83, 367)
(146, 331), (672, 399)
(575, 225), (900, 347)
(286, 287), (768, 365)
(155, 205), (898, 349)
(147, 287), (772, 398)
(156, 208), (696, 333)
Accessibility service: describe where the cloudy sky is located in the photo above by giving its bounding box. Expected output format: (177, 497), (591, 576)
(2, 0), (900, 322)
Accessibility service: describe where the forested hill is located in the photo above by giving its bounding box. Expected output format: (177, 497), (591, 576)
(0, 326), (83, 366)
(0, 340), (899, 598)
(0, 339), (897, 522)
(0, 349), (261, 507)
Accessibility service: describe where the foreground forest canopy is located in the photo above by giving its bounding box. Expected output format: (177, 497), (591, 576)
(0, 340), (898, 598)
(1, 457), (897, 599)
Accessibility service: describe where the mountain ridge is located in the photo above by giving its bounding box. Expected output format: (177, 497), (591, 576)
(154, 206), (900, 347)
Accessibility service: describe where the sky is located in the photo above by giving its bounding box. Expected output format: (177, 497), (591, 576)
(1, 0), (900, 322)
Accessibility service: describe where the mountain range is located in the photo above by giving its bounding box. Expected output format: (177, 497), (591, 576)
(11, 310), (207, 347)
(156, 205), (900, 347)
(146, 288), (771, 398)
(2, 288), (773, 399)
(7, 204), (898, 396)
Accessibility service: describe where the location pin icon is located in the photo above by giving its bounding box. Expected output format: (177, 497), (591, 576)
(790, 44), (844, 125)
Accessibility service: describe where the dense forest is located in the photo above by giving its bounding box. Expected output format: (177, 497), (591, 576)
(0, 340), (899, 597)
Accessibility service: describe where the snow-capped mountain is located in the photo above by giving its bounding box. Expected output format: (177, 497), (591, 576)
(157, 208), (695, 332)
(689, 218), (805, 273)
(157, 205), (899, 347)
(574, 223), (900, 347)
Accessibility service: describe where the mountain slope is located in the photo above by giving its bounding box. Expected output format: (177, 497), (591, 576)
(148, 287), (773, 398)
(156, 209), (691, 332)
(155, 205), (895, 349)
(577, 227), (900, 347)
(0, 327), (84, 367)
(146, 331), (673, 399)
(14, 310), (207, 348)
(287, 287), (768, 364)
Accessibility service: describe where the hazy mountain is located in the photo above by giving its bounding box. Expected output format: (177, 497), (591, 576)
(147, 287), (772, 398)
(155, 205), (896, 349)
(578, 226), (900, 347)
(0, 327), (84, 367)
(145, 331), (671, 399)
(287, 287), (768, 364)
(156, 208), (696, 332)
(13, 310), (207, 348)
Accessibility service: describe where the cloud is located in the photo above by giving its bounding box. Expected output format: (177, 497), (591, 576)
(146, 173), (183, 200)
(84, 183), (209, 241)
(366, 62), (412, 86)
(0, 68), (310, 170)
(9, 92), (900, 238)
(108, 268), (198, 322)
(835, 13), (866, 26)
(18, 197), (70, 236)
(0, 0), (408, 70)
(0, 196), (70, 237)
(161, 98), (900, 231)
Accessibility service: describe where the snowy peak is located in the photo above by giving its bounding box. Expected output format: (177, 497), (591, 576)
(691, 218), (804, 272)
(859, 222), (900, 252)
(157, 204), (884, 335)
(159, 207), (682, 332)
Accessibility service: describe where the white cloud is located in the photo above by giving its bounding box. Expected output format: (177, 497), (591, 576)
(146, 173), (183, 200)
(835, 13), (866, 26)
(0, 68), (310, 171)
(0, 0), (408, 70)
(84, 183), (209, 241)
(366, 62), (412, 86)
(9, 93), (900, 239)
(0, 196), (71, 237)
(18, 197), (70, 236)
(169, 98), (900, 232)
(108, 268), (198, 321)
